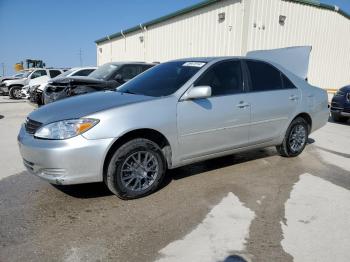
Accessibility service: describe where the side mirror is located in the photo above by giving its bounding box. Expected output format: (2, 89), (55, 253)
(182, 86), (212, 100)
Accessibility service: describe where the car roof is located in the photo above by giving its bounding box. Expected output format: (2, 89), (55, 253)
(107, 61), (155, 66)
(170, 56), (250, 63)
(70, 67), (98, 71)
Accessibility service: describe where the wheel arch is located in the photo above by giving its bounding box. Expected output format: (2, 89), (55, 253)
(102, 128), (172, 181)
(293, 112), (312, 132)
(9, 84), (24, 89)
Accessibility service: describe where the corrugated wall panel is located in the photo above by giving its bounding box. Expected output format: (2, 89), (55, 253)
(97, 0), (350, 89)
(97, 0), (244, 64)
(246, 0), (350, 89)
(97, 41), (112, 65)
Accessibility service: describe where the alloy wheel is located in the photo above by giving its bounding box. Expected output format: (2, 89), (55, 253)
(120, 151), (159, 192)
(288, 124), (307, 153)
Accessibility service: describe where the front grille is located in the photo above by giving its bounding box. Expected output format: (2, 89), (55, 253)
(25, 118), (42, 134)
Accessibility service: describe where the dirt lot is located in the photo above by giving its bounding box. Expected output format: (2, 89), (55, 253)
(0, 96), (349, 262)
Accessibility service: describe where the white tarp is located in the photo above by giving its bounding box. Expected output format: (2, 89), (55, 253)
(247, 46), (312, 80)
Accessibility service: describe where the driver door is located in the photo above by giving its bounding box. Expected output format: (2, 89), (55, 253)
(177, 60), (250, 161)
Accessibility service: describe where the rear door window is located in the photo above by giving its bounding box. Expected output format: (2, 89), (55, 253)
(281, 74), (296, 89)
(246, 61), (283, 92)
(142, 65), (154, 72)
(119, 65), (143, 82)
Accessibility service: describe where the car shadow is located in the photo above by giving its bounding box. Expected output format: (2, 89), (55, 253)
(53, 182), (113, 198)
(163, 148), (276, 184)
(53, 148), (278, 199)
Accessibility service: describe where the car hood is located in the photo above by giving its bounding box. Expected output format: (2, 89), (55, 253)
(3, 78), (27, 86)
(29, 75), (50, 86)
(50, 76), (107, 85)
(28, 91), (155, 124)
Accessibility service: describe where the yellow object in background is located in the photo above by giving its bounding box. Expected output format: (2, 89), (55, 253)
(14, 63), (24, 71)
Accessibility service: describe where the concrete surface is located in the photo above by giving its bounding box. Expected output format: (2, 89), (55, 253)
(0, 95), (349, 262)
(0, 97), (33, 179)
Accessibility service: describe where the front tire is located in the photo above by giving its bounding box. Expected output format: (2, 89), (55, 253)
(276, 117), (309, 157)
(105, 138), (166, 199)
(9, 86), (22, 99)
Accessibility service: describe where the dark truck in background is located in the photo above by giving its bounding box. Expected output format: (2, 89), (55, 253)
(330, 85), (350, 122)
(43, 62), (155, 104)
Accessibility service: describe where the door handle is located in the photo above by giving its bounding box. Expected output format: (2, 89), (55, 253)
(236, 101), (250, 108)
(289, 95), (299, 101)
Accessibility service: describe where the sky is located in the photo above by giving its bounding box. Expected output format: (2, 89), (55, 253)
(0, 0), (349, 75)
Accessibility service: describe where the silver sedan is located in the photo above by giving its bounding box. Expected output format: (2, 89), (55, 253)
(18, 57), (329, 199)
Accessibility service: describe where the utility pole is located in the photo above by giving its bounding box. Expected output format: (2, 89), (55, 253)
(1, 63), (5, 77)
(78, 48), (83, 67)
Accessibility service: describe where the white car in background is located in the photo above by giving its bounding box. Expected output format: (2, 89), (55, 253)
(24, 67), (97, 105)
(2, 68), (65, 99)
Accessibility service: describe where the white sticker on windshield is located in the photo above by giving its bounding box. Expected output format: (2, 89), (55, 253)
(182, 62), (206, 68)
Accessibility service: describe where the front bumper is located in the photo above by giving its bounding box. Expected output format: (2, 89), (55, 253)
(330, 107), (350, 117)
(0, 84), (9, 93)
(18, 125), (113, 185)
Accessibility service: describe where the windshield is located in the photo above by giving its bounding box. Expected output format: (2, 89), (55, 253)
(14, 71), (30, 78)
(117, 61), (206, 97)
(13, 73), (24, 78)
(89, 63), (119, 80)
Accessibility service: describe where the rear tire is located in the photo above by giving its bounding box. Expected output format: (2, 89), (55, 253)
(331, 112), (348, 123)
(276, 117), (309, 157)
(9, 86), (22, 99)
(105, 138), (166, 199)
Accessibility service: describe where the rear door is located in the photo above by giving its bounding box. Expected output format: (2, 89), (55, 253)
(177, 60), (251, 160)
(243, 60), (300, 144)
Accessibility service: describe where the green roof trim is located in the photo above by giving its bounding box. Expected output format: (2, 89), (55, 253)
(95, 0), (350, 44)
(283, 0), (350, 19)
(95, 0), (220, 44)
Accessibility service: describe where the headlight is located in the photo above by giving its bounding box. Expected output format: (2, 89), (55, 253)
(34, 118), (99, 140)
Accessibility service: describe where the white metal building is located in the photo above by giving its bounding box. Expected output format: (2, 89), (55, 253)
(95, 0), (350, 90)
